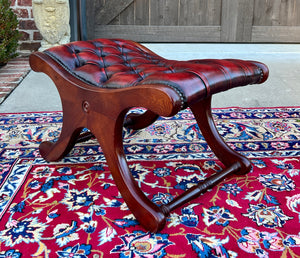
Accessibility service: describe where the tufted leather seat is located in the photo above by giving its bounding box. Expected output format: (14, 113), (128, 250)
(43, 39), (267, 107)
(30, 38), (269, 232)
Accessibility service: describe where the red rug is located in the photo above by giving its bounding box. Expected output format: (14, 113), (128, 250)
(0, 107), (299, 257)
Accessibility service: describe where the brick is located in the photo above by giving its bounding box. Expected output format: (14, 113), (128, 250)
(0, 93), (8, 98)
(11, 0), (41, 55)
(7, 65), (30, 70)
(0, 57), (31, 102)
(5, 64), (29, 69)
(0, 83), (10, 87)
(0, 92), (11, 101)
(0, 70), (21, 75)
(19, 20), (37, 30)
(0, 68), (29, 110)
(14, 57), (30, 62)
(0, 67), (9, 73)
(10, 0), (16, 6)
(15, 8), (29, 19)
(9, 57), (30, 62)
(0, 76), (20, 83)
(18, 0), (32, 6)
(2, 72), (24, 77)
(0, 73), (20, 79)
(20, 31), (30, 41)
(0, 87), (16, 93)
(33, 31), (43, 41)
(1, 73), (21, 78)
(5, 64), (30, 69)
(19, 42), (41, 52)
(8, 59), (30, 64)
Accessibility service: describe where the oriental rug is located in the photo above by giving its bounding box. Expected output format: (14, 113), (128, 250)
(0, 107), (299, 258)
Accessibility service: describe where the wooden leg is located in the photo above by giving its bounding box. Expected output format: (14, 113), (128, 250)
(161, 97), (251, 215)
(189, 96), (251, 174)
(39, 110), (84, 162)
(90, 111), (166, 233)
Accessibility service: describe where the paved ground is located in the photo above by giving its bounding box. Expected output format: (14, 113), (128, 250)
(0, 43), (299, 113)
(0, 57), (30, 104)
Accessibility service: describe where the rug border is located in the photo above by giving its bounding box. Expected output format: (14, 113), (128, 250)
(0, 106), (300, 115)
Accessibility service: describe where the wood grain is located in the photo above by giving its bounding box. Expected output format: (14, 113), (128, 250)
(88, 0), (300, 43)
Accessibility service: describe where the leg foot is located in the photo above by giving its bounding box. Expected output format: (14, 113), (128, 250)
(39, 106), (85, 162)
(39, 127), (83, 162)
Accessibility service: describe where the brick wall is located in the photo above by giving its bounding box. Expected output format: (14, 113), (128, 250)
(10, 0), (42, 54)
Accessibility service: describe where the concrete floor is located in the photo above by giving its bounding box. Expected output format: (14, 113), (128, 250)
(0, 43), (299, 113)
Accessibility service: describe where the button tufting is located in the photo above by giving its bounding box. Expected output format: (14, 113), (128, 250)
(44, 38), (268, 102)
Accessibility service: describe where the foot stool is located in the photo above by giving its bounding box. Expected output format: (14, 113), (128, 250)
(29, 39), (269, 232)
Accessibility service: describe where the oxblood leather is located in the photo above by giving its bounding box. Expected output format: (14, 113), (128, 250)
(30, 38), (269, 233)
(44, 39), (268, 107)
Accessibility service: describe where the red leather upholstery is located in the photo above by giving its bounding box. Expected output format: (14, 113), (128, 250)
(44, 38), (268, 106)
